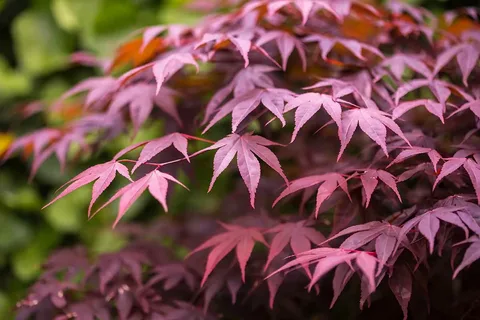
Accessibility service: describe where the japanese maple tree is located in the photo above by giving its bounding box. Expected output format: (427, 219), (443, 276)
(5, 0), (480, 319)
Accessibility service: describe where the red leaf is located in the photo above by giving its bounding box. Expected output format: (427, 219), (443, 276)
(284, 93), (342, 142)
(273, 173), (350, 217)
(375, 233), (397, 275)
(338, 108), (410, 160)
(131, 133), (189, 172)
(153, 53), (199, 94)
(355, 252), (377, 294)
(43, 161), (131, 217)
(360, 169), (401, 207)
(381, 54), (432, 79)
(432, 158), (466, 190)
(304, 34), (383, 61)
(389, 264), (412, 320)
(203, 88), (295, 133)
(187, 222), (267, 286)
(453, 237), (480, 278)
(197, 133), (288, 207)
(264, 220), (325, 271)
(330, 263), (354, 308)
(393, 99), (445, 123)
(256, 30), (307, 70)
(202, 65), (277, 125)
(95, 170), (187, 227)
(109, 84), (182, 130)
(388, 147), (441, 172)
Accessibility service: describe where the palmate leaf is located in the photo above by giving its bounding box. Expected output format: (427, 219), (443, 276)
(187, 222), (268, 286)
(431, 155), (480, 205)
(393, 99), (447, 123)
(255, 30), (307, 70)
(94, 169), (188, 227)
(1, 128), (91, 179)
(380, 54), (432, 80)
(201, 65), (277, 125)
(304, 34), (384, 62)
(243, 0), (340, 25)
(54, 77), (118, 110)
(273, 173), (350, 217)
(453, 236), (480, 278)
(152, 53), (199, 94)
(146, 263), (196, 291)
(338, 108), (410, 160)
(268, 248), (379, 297)
(108, 84), (182, 132)
(2, 128), (61, 165)
(203, 88), (296, 133)
(139, 24), (191, 50)
(433, 43), (480, 86)
(398, 206), (479, 254)
(113, 132), (190, 172)
(359, 169), (402, 207)
(394, 79), (473, 108)
(264, 220), (326, 271)
(195, 32), (256, 68)
(195, 133), (288, 207)
(324, 221), (405, 275)
(43, 160), (132, 216)
(283, 93), (342, 142)
(387, 146), (441, 172)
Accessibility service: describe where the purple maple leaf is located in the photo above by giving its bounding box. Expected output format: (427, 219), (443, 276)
(273, 173), (350, 217)
(187, 221), (268, 286)
(195, 133), (288, 207)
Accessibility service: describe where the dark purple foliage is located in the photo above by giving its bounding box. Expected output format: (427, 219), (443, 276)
(5, 0), (480, 319)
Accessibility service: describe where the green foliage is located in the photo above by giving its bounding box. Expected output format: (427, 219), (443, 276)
(0, 0), (200, 316)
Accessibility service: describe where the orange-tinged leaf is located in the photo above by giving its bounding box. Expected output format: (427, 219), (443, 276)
(109, 38), (166, 72)
(340, 17), (379, 42)
(445, 17), (480, 37)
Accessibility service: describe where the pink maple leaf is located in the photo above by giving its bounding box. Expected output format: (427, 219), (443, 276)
(304, 34), (384, 61)
(264, 220), (326, 272)
(359, 169), (402, 207)
(339, 108), (410, 160)
(43, 160), (132, 217)
(186, 222), (268, 286)
(109, 84), (182, 131)
(256, 30), (307, 70)
(196, 133), (288, 207)
(201, 65), (278, 126)
(95, 169), (188, 227)
(284, 92), (343, 142)
(203, 88), (296, 133)
(273, 173), (350, 217)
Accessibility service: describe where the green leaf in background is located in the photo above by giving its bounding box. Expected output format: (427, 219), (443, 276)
(157, 0), (200, 25)
(44, 186), (90, 233)
(88, 229), (127, 254)
(0, 58), (32, 99)
(51, 0), (99, 32)
(0, 292), (10, 319)
(93, 0), (138, 35)
(12, 226), (60, 281)
(1, 184), (42, 212)
(13, 9), (74, 76)
(0, 212), (31, 252)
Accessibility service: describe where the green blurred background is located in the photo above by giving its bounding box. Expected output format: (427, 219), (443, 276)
(0, 0), (203, 316)
(0, 0), (476, 317)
